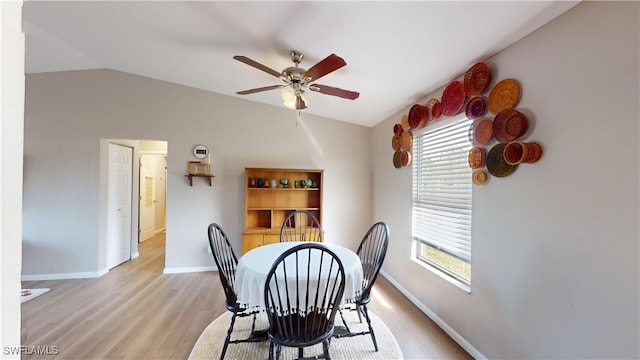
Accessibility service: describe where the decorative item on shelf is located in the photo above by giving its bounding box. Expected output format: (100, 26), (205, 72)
(468, 147), (486, 169)
(188, 161), (210, 175)
(468, 117), (493, 146)
(257, 178), (264, 188)
(486, 143), (518, 177)
(249, 178), (256, 187)
(493, 109), (528, 143)
(307, 179), (312, 188)
(441, 80), (466, 117)
(270, 179), (277, 188)
(294, 180), (300, 188)
(472, 169), (488, 185)
(279, 179), (289, 188)
(464, 62), (492, 96)
(488, 78), (521, 115)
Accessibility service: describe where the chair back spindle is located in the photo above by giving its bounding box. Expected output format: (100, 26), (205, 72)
(280, 210), (322, 243)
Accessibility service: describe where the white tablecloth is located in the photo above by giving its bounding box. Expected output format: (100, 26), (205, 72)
(235, 241), (363, 311)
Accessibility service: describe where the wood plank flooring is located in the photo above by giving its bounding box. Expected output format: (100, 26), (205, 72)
(21, 233), (472, 359)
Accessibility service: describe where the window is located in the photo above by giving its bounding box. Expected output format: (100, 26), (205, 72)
(412, 117), (473, 286)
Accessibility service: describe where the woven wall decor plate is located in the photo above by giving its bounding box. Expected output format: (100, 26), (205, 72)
(472, 169), (488, 185)
(401, 114), (410, 131)
(487, 143), (518, 177)
(468, 117), (493, 146)
(400, 150), (412, 167)
(465, 96), (486, 119)
(468, 147), (486, 169)
(493, 109), (528, 143)
(426, 98), (442, 121)
(392, 133), (401, 150)
(393, 149), (402, 169)
(400, 130), (413, 150)
(488, 78), (520, 114)
(441, 81), (466, 116)
(408, 104), (428, 129)
(464, 62), (492, 96)
(393, 123), (403, 135)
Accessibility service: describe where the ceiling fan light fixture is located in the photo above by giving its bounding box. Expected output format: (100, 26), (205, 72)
(281, 86), (296, 103)
(283, 89), (309, 110)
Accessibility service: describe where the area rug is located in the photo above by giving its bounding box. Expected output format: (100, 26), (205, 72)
(21, 288), (50, 303)
(189, 309), (402, 360)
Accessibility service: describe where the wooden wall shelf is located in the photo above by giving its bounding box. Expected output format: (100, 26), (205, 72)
(184, 174), (215, 186)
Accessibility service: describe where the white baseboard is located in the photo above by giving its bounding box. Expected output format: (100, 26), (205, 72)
(162, 266), (216, 274)
(21, 268), (108, 281)
(379, 269), (486, 360)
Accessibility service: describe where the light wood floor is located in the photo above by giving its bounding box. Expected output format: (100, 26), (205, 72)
(21, 233), (472, 359)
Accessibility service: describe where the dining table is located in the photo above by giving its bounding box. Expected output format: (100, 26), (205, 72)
(235, 241), (364, 313)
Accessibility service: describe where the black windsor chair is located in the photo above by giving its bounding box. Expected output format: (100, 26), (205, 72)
(334, 221), (390, 351)
(264, 243), (346, 360)
(280, 210), (323, 243)
(207, 223), (262, 360)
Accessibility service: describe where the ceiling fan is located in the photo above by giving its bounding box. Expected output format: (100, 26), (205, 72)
(233, 51), (359, 110)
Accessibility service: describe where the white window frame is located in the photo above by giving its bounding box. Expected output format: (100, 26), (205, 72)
(411, 115), (473, 290)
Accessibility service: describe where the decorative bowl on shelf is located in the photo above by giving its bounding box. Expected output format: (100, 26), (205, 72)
(279, 179), (289, 188)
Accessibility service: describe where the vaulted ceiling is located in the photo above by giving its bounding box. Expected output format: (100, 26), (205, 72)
(22, 1), (579, 127)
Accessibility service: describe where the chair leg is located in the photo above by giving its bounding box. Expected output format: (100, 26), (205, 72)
(221, 311), (237, 360)
(361, 305), (378, 352)
(298, 347), (303, 358)
(356, 304), (363, 323)
(275, 343), (282, 360)
(337, 308), (352, 333)
(323, 339), (331, 360)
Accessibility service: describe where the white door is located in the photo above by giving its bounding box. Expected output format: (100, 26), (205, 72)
(139, 155), (156, 242)
(107, 143), (133, 269)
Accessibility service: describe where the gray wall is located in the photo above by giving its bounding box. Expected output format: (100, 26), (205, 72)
(371, 2), (639, 358)
(23, 69), (372, 276)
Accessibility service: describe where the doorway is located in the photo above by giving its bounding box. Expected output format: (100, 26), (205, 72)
(103, 139), (167, 271)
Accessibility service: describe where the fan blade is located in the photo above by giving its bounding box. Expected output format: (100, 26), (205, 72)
(310, 84), (360, 100)
(236, 84), (284, 95)
(295, 94), (308, 110)
(302, 54), (347, 82)
(233, 55), (281, 78)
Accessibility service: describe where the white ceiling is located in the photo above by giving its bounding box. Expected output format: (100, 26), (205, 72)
(22, 1), (579, 127)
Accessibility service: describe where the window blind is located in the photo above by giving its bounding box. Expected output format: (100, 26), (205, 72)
(412, 118), (472, 262)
